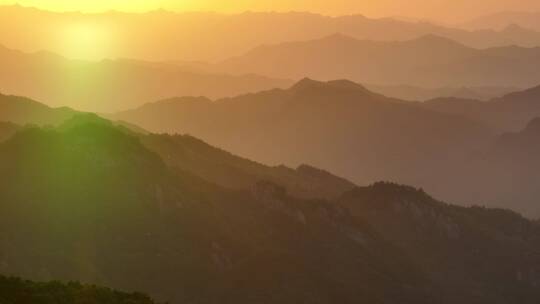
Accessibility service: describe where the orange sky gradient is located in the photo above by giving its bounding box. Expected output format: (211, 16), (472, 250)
(2, 0), (540, 22)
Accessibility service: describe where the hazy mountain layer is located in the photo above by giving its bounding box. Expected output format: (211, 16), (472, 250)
(140, 134), (355, 200)
(463, 11), (540, 31)
(421, 118), (540, 216)
(114, 79), (540, 217)
(0, 95), (355, 201)
(115, 78), (494, 190)
(366, 84), (519, 101)
(0, 45), (290, 112)
(423, 84), (540, 131)
(216, 34), (540, 88)
(2, 6), (540, 62)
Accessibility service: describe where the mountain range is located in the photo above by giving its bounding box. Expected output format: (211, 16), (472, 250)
(1, 40), (525, 111)
(4, 4), (540, 304)
(113, 78), (540, 217)
(113, 78), (493, 192)
(0, 44), (289, 112)
(6, 81), (540, 217)
(0, 116), (436, 303)
(3, 6), (540, 62)
(1, 113), (540, 303)
(215, 33), (540, 88)
(366, 84), (519, 101)
(463, 11), (540, 31)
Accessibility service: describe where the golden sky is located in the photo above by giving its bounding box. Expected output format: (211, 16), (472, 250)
(2, 0), (540, 21)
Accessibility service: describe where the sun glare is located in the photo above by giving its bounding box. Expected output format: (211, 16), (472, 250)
(61, 22), (111, 60)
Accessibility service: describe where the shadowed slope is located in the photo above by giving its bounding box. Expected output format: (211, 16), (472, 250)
(340, 182), (540, 303)
(140, 133), (355, 200)
(0, 116), (435, 304)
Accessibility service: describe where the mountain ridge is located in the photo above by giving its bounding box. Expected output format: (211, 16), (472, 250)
(4, 6), (540, 62)
(215, 34), (540, 87)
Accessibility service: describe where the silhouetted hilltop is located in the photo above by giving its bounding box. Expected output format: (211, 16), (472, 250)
(0, 275), (157, 304)
(290, 78), (377, 97)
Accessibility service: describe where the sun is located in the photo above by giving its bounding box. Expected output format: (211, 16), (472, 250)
(60, 22), (111, 60)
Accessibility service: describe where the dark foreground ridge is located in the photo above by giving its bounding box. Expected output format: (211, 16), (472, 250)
(0, 275), (157, 304)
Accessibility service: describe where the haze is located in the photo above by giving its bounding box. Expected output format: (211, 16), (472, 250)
(2, 0), (540, 22)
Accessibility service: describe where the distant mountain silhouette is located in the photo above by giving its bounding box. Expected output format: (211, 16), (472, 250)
(463, 11), (540, 31)
(115, 78), (494, 188)
(423, 84), (540, 131)
(215, 34), (540, 88)
(3, 6), (540, 62)
(366, 84), (519, 101)
(0, 275), (157, 304)
(0, 44), (290, 112)
(2, 115), (540, 303)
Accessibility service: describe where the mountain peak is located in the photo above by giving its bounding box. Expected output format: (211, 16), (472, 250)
(290, 78), (367, 91)
(289, 77), (324, 91)
(289, 78), (375, 99)
(326, 79), (368, 90)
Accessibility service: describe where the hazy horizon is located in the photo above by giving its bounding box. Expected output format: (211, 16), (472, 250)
(1, 0), (540, 23)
